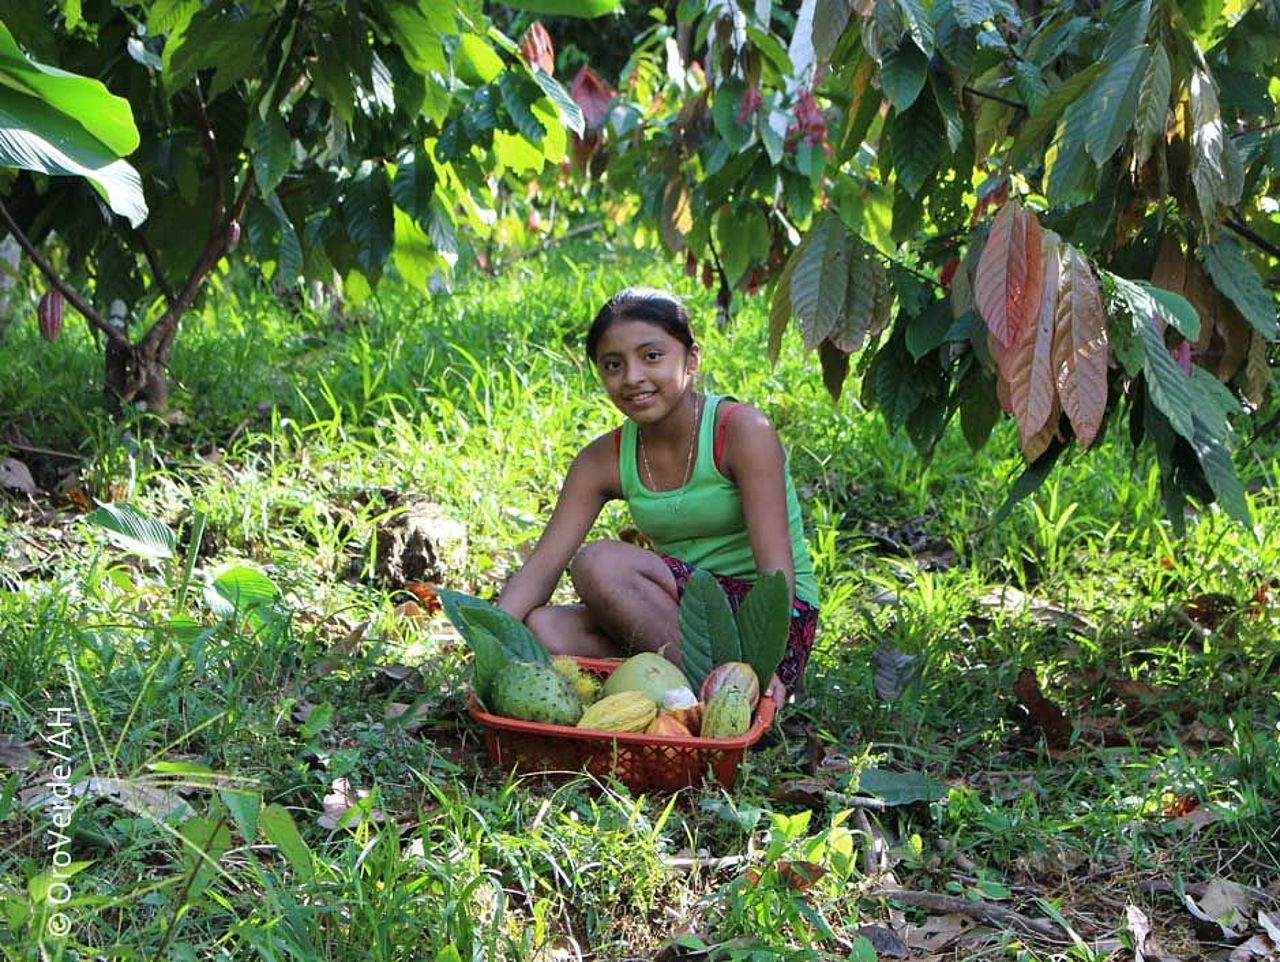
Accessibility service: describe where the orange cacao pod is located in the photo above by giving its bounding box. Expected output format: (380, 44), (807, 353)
(38, 289), (63, 342)
(645, 712), (694, 738)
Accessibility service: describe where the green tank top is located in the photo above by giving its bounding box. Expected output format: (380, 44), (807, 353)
(619, 393), (819, 607)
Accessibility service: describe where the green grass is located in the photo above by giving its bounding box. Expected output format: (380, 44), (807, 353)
(1, 244), (1277, 960)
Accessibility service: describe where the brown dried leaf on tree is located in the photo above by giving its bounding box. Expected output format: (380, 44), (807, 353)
(518, 22), (555, 75)
(1243, 331), (1269, 406)
(1053, 246), (1109, 448)
(1012, 668), (1073, 749)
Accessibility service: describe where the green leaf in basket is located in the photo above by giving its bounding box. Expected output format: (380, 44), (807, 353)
(735, 570), (790, 691)
(436, 589), (550, 705)
(679, 569), (737, 692)
(856, 768), (947, 805)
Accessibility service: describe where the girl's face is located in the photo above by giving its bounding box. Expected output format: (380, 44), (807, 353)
(593, 318), (699, 422)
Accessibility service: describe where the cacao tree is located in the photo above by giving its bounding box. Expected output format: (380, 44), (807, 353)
(549, 0), (1279, 527)
(0, 0), (617, 407)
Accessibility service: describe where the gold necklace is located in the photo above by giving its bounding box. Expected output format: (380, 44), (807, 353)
(639, 393), (702, 514)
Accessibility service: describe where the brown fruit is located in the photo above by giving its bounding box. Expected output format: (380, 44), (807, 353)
(38, 289), (63, 342)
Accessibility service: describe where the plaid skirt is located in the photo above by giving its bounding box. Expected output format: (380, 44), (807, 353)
(660, 554), (819, 695)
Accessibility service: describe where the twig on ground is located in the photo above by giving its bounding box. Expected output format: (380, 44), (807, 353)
(824, 792), (890, 811)
(869, 887), (1070, 943)
(662, 853), (751, 872)
(2, 441), (82, 461)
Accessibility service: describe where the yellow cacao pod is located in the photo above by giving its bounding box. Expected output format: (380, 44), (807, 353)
(576, 691), (658, 733)
(701, 686), (752, 739)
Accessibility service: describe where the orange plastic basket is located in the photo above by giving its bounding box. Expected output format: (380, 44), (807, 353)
(467, 657), (776, 793)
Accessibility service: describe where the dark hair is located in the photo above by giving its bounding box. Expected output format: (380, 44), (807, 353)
(585, 288), (695, 362)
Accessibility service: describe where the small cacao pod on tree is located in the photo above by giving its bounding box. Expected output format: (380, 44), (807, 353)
(38, 289), (63, 342)
(226, 220), (242, 250)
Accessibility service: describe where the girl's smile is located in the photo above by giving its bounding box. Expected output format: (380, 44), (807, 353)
(593, 319), (699, 424)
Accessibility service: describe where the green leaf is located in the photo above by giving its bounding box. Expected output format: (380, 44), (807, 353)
(1134, 43), (1171, 165)
(790, 212), (850, 349)
(456, 33), (503, 84)
(1189, 367), (1240, 441)
(259, 804), (314, 881)
(162, 8), (271, 94)
(384, 2), (447, 76)
(0, 22), (138, 155)
(249, 109), (290, 196)
(265, 191), (302, 286)
(994, 440), (1065, 524)
(498, 0), (621, 15)
(678, 569), (736, 693)
(1191, 415), (1251, 526)
(880, 42), (929, 112)
(931, 74), (964, 152)
(219, 790), (261, 845)
(1044, 97), (1097, 207)
(1008, 63), (1105, 167)
(1136, 281), (1201, 340)
(531, 68), (584, 136)
(1084, 44), (1149, 165)
(498, 72), (547, 146)
(856, 768), (947, 805)
(300, 702), (334, 742)
(1138, 311), (1196, 441)
(712, 79), (752, 152)
(890, 96), (943, 196)
(1202, 237), (1279, 338)
(343, 163), (394, 281)
(906, 299), (953, 360)
(448, 599), (550, 707)
(873, 334), (926, 431)
(206, 565), (278, 617)
(392, 208), (442, 292)
(85, 503), (176, 559)
(896, 0), (935, 55)
(0, 90), (148, 227)
(391, 146), (437, 223)
(735, 571), (790, 691)
(179, 816), (232, 901)
(768, 251), (797, 363)
(952, 0), (994, 28)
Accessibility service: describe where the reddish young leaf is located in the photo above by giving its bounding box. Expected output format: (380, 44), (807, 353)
(571, 65), (617, 130)
(1052, 247), (1108, 449)
(518, 22), (555, 75)
(1006, 231), (1060, 446)
(975, 201), (1044, 350)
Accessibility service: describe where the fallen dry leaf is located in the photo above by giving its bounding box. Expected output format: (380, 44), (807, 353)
(0, 457), (37, 496)
(857, 923), (909, 958)
(1013, 667), (1073, 749)
(905, 913), (973, 952)
(0, 735), (38, 770)
(318, 777), (386, 830)
(1185, 877), (1255, 939)
(1228, 934), (1276, 962)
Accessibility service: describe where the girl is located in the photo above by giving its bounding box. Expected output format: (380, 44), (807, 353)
(497, 288), (819, 698)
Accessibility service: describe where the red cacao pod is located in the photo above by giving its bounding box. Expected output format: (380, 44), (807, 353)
(38, 289), (63, 342)
(699, 662), (760, 710)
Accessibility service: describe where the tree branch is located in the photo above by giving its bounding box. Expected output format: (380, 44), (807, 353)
(1226, 218), (1280, 261)
(138, 168), (256, 357)
(132, 230), (177, 309)
(192, 75), (225, 225)
(962, 86), (1026, 112)
(0, 199), (128, 349)
(869, 888), (1069, 942)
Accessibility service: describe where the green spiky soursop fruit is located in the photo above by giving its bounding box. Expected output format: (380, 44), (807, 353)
(491, 661), (584, 726)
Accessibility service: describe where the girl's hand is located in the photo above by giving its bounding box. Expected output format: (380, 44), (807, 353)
(766, 673), (787, 705)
